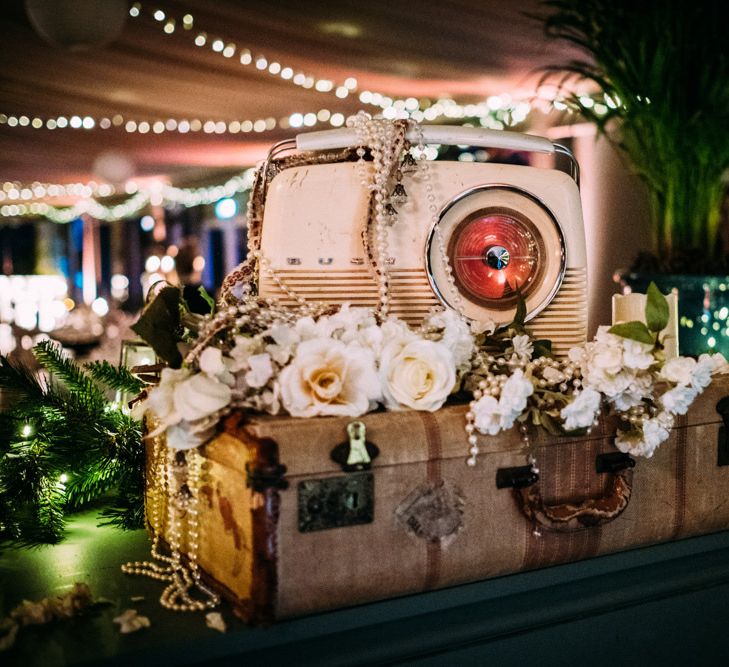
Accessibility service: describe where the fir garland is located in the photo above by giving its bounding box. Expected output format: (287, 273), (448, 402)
(0, 341), (146, 548)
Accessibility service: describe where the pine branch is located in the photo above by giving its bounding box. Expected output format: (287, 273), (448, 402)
(33, 340), (106, 409)
(0, 346), (147, 548)
(0, 354), (46, 400)
(85, 360), (144, 396)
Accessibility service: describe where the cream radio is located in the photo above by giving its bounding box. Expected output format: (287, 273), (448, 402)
(256, 125), (587, 356)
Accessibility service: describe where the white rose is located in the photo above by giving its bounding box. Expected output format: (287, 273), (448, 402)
(660, 356), (697, 385)
(245, 353), (274, 388)
(560, 388), (601, 431)
(173, 373), (232, 422)
(660, 384), (698, 415)
(509, 334), (533, 362)
(380, 339), (455, 412)
(472, 395), (502, 436)
(279, 339), (380, 418)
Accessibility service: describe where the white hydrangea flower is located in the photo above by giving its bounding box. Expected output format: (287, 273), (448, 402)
(229, 335), (263, 371)
(560, 388), (602, 431)
(660, 384), (698, 415)
(615, 412), (674, 458)
(611, 372), (652, 411)
(472, 395), (502, 436)
(279, 338), (380, 417)
(509, 334), (533, 363)
(198, 347), (234, 386)
(692, 353), (728, 389)
(380, 339), (456, 412)
(498, 369), (534, 428)
(244, 353), (274, 388)
(621, 339), (654, 370)
(660, 356), (697, 385)
(425, 308), (475, 371)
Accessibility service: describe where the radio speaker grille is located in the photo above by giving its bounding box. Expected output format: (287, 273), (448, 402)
(259, 266), (587, 357)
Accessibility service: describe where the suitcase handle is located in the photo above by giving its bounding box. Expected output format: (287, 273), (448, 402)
(513, 467), (633, 533)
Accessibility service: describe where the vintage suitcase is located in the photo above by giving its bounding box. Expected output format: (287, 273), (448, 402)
(145, 375), (729, 624)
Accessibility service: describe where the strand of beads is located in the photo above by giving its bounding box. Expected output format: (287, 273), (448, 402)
(123, 440), (219, 612)
(411, 125), (466, 319)
(122, 432), (176, 582)
(348, 114), (409, 319)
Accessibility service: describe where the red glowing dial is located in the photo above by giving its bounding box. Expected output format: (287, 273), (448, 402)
(448, 212), (544, 307)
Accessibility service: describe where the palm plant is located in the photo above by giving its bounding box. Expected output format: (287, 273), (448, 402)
(541, 0), (729, 271)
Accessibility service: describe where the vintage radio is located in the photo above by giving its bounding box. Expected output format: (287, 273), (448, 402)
(257, 126), (587, 356)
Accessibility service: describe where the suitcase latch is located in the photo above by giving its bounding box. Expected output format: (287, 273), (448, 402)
(245, 462), (289, 492)
(496, 465), (539, 489)
(596, 452), (636, 474)
(330, 421), (380, 472)
(298, 473), (375, 532)
(716, 397), (729, 466)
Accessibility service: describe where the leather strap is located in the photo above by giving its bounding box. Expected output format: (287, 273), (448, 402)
(514, 466), (633, 533)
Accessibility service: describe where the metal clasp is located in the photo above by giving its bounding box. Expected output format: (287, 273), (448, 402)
(330, 421), (380, 472)
(716, 397), (729, 466)
(596, 452), (636, 474)
(496, 465), (539, 489)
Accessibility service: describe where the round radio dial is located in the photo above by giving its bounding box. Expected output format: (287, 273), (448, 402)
(426, 185), (566, 325)
(484, 245), (510, 270)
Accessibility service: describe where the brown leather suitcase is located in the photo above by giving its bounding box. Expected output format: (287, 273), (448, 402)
(145, 375), (729, 624)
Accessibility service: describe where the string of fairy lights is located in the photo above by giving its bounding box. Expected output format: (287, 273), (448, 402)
(0, 1), (615, 222)
(0, 170), (255, 223)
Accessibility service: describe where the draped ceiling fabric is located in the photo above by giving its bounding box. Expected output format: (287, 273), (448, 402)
(0, 0), (578, 186)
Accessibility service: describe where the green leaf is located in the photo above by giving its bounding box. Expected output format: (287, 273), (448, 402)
(608, 320), (655, 344)
(540, 412), (567, 436)
(512, 295), (527, 327)
(532, 339), (553, 359)
(131, 286), (183, 368)
(198, 285), (216, 314)
(645, 281), (670, 332)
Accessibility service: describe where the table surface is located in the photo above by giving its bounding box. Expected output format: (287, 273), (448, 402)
(3, 509), (729, 666)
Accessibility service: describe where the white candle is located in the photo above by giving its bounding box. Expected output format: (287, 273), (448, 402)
(612, 291), (679, 359)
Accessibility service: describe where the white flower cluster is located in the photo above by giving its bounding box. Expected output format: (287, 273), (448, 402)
(141, 306), (475, 449)
(614, 353), (727, 457)
(469, 322), (728, 459)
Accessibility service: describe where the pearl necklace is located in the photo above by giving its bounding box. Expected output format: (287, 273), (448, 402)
(122, 436), (220, 612)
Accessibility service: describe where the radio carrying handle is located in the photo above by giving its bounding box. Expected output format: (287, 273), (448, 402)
(294, 125), (578, 186)
(296, 125), (555, 154)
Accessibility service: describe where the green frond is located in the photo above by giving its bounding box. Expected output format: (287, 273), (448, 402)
(85, 360), (144, 395)
(33, 340), (106, 408)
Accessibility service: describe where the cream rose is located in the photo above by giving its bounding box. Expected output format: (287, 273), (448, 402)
(279, 339), (380, 417)
(380, 339), (455, 411)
